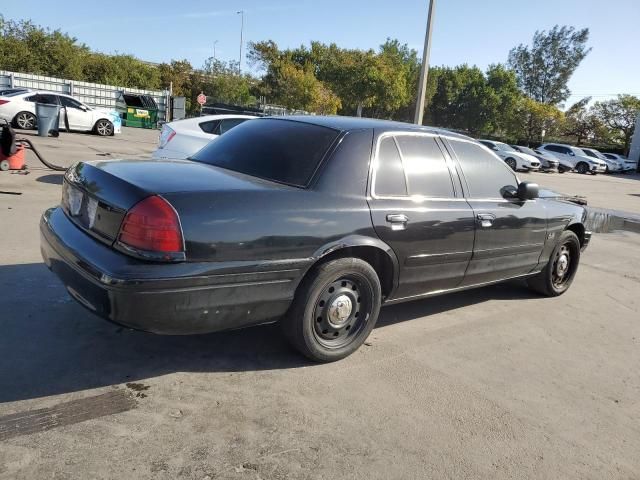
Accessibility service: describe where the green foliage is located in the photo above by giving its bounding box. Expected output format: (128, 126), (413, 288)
(592, 95), (640, 153)
(248, 39), (417, 118)
(2, 14), (632, 150)
(508, 25), (591, 105)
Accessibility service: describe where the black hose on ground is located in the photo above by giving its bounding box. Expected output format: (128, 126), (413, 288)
(18, 139), (68, 172)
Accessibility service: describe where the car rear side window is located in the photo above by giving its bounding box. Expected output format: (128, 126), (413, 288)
(191, 119), (339, 187)
(449, 140), (517, 199)
(395, 135), (454, 198)
(199, 120), (220, 134)
(374, 137), (408, 197)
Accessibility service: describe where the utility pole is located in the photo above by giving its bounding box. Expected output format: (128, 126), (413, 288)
(414, 0), (436, 125)
(237, 10), (244, 74)
(213, 40), (219, 60)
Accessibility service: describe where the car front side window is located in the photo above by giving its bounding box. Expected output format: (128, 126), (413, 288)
(449, 140), (518, 199)
(59, 96), (85, 110)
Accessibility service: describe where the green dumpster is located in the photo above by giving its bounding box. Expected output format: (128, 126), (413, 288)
(115, 93), (159, 129)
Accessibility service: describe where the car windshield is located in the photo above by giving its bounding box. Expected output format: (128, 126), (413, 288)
(516, 146), (536, 155)
(496, 142), (517, 152)
(191, 119), (340, 187)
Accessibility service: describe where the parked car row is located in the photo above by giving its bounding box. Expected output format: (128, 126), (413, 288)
(0, 89), (120, 136)
(478, 138), (634, 174)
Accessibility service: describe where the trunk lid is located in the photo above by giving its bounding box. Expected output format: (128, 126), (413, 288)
(63, 158), (280, 245)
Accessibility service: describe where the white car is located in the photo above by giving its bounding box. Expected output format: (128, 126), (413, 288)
(538, 143), (607, 174)
(603, 153), (636, 172)
(0, 90), (120, 136)
(478, 140), (540, 171)
(580, 147), (623, 173)
(153, 114), (256, 159)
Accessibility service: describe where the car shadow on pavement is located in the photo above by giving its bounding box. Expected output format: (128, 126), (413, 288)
(35, 174), (64, 185)
(0, 262), (538, 403)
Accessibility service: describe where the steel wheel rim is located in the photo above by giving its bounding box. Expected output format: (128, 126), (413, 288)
(551, 243), (574, 289)
(17, 113), (35, 129)
(312, 275), (371, 349)
(97, 121), (112, 135)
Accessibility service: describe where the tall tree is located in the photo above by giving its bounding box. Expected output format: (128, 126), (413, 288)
(508, 25), (591, 105)
(593, 95), (640, 154)
(563, 97), (600, 145)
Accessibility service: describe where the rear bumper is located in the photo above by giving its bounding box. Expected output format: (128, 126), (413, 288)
(40, 207), (300, 334)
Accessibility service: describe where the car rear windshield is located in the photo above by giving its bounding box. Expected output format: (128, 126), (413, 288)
(191, 119), (340, 187)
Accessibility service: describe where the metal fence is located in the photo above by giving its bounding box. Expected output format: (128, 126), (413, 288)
(0, 70), (169, 122)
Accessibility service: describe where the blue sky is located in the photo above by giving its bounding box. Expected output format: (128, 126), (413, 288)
(4, 0), (639, 105)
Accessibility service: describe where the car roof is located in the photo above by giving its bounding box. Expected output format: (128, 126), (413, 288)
(269, 115), (473, 141)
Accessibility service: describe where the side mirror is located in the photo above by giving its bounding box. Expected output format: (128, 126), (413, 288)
(517, 181), (539, 200)
(568, 151), (575, 156)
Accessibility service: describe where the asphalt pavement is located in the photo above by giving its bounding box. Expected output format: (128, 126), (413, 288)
(0, 128), (639, 479)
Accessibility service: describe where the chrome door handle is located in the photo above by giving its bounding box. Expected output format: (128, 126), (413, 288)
(386, 214), (409, 231)
(476, 213), (496, 228)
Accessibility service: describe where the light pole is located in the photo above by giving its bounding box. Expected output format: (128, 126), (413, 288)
(213, 40), (219, 60)
(414, 0), (436, 125)
(237, 10), (244, 74)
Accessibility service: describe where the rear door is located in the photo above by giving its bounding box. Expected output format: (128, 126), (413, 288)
(445, 138), (547, 286)
(368, 132), (475, 300)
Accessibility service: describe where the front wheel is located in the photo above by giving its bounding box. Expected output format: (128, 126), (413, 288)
(527, 230), (581, 297)
(281, 258), (382, 362)
(14, 111), (36, 130)
(95, 119), (114, 136)
(576, 162), (589, 174)
(505, 157), (517, 171)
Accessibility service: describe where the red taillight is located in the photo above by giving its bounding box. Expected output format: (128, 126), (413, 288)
(118, 196), (183, 255)
(0, 99), (10, 106)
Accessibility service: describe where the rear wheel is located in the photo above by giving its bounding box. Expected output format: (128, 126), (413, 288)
(282, 258), (381, 362)
(14, 111), (36, 130)
(527, 230), (580, 297)
(95, 119), (114, 136)
(576, 162), (589, 174)
(0, 160), (9, 171)
(505, 157), (517, 171)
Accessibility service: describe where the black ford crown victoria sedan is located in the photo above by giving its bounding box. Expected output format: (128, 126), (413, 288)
(41, 116), (591, 361)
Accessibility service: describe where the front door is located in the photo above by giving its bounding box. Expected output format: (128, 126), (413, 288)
(445, 138), (547, 286)
(58, 96), (93, 131)
(368, 132), (475, 300)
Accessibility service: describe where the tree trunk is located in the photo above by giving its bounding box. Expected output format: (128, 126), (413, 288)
(356, 102), (363, 117)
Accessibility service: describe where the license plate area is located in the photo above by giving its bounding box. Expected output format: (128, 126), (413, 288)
(62, 181), (124, 242)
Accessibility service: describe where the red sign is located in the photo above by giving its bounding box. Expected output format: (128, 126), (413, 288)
(196, 93), (207, 105)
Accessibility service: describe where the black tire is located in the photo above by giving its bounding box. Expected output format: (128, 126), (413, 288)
(527, 230), (581, 297)
(576, 162), (589, 174)
(95, 119), (114, 136)
(505, 157), (517, 171)
(281, 258), (382, 362)
(558, 167), (566, 174)
(13, 111), (36, 130)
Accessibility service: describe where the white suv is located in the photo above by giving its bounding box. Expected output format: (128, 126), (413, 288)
(478, 140), (540, 171)
(0, 90), (120, 136)
(538, 143), (607, 174)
